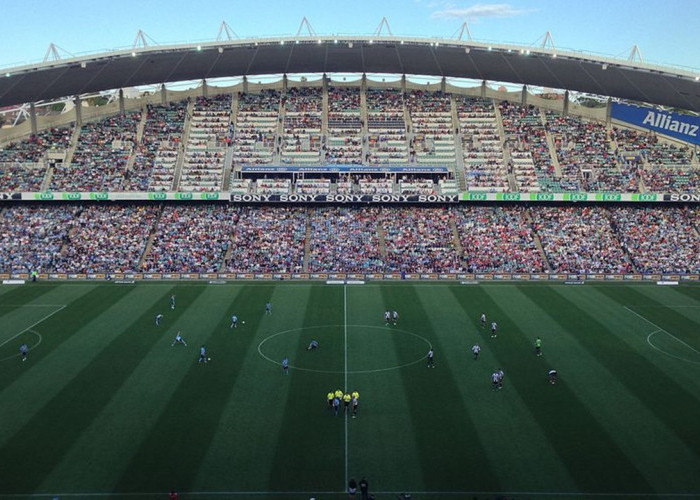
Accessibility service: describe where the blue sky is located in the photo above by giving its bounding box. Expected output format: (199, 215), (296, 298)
(2, 0), (699, 71)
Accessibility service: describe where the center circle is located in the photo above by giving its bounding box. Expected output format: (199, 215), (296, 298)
(257, 324), (432, 374)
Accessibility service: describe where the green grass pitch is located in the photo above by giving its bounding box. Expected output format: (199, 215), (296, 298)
(1, 281), (699, 500)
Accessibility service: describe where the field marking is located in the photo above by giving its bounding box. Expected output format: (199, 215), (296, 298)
(257, 325), (432, 374)
(624, 306), (700, 359)
(3, 491), (700, 498)
(343, 284), (349, 488)
(646, 331), (700, 366)
(0, 330), (42, 362)
(0, 304), (65, 357)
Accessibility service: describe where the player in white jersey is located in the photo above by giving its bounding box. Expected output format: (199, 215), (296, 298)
(155, 314), (163, 326)
(491, 371), (500, 390)
(384, 310), (391, 325)
(480, 313), (486, 329)
(471, 344), (481, 360)
(170, 294), (176, 310)
(392, 310), (399, 325)
(172, 331), (187, 346)
(230, 314), (238, 328)
(548, 369), (557, 384)
(497, 369), (504, 389)
(491, 322), (498, 338)
(427, 348), (435, 368)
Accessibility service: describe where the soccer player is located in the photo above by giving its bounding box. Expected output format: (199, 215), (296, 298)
(497, 369), (504, 389)
(171, 331), (187, 346)
(392, 310), (399, 325)
(230, 314), (238, 328)
(343, 392), (352, 412)
(307, 340), (319, 351)
(265, 301), (272, 315)
(282, 356), (289, 374)
(480, 313), (486, 328)
(170, 294), (176, 310)
(333, 396), (340, 416)
(427, 348), (435, 368)
(548, 369), (557, 384)
(155, 313), (163, 326)
(335, 388), (344, 401)
(19, 343), (28, 362)
(198, 345), (208, 363)
(535, 337), (542, 356)
(327, 391), (335, 410)
(491, 321), (498, 338)
(472, 343), (481, 360)
(352, 394), (359, 418)
(384, 310), (391, 325)
(491, 371), (500, 390)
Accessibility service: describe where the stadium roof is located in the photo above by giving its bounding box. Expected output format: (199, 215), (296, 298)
(1, 36), (699, 111)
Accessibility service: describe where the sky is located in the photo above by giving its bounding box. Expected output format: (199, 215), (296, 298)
(1, 0), (699, 72)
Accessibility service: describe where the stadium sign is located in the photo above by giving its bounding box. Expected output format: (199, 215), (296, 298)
(230, 194), (459, 203)
(663, 193), (700, 202)
(611, 102), (700, 145)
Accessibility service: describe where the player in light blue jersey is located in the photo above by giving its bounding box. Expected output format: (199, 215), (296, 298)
(307, 340), (319, 350)
(172, 331), (187, 346)
(265, 301), (272, 315)
(230, 314), (238, 328)
(155, 314), (163, 326)
(282, 357), (289, 373)
(198, 345), (208, 363)
(170, 294), (176, 310)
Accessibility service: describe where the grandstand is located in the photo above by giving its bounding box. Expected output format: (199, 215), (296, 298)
(1, 26), (700, 500)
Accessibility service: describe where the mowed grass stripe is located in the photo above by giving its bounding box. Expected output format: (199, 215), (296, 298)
(380, 285), (501, 492)
(111, 285), (272, 494)
(345, 285), (425, 493)
(425, 286), (579, 493)
(38, 285), (250, 493)
(0, 284), (177, 493)
(0, 284), (131, 443)
(468, 285), (652, 494)
(583, 287), (700, 448)
(492, 285), (700, 494)
(191, 285), (320, 492)
(550, 286), (700, 451)
(267, 285), (345, 492)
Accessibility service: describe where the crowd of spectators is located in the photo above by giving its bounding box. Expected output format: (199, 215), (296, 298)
(1, 203), (699, 274)
(455, 206), (546, 272)
(232, 90), (280, 166)
(366, 89), (409, 164)
(610, 206), (700, 273)
(141, 205), (236, 273)
(457, 97), (508, 191)
(180, 94), (232, 191)
(531, 206), (634, 273)
(51, 113), (141, 191)
(382, 206), (461, 273)
(406, 90), (456, 166)
(545, 111), (625, 192)
(125, 101), (187, 191)
(307, 207), (384, 272)
(53, 205), (159, 273)
(225, 206), (306, 273)
(327, 87), (363, 165)
(281, 87), (323, 164)
(500, 102), (558, 191)
(0, 205), (77, 272)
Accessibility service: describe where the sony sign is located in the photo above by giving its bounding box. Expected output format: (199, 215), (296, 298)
(231, 194), (459, 203)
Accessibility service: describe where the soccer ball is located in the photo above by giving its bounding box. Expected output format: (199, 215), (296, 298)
(207, 357), (211, 361)
(242, 321), (246, 324)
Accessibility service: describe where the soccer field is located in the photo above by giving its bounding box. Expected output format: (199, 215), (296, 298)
(1, 281), (699, 500)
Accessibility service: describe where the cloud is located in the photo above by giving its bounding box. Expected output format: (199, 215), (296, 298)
(431, 3), (529, 20)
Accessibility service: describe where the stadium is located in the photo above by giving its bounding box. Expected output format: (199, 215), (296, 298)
(1, 6), (700, 500)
